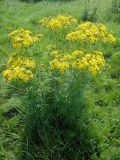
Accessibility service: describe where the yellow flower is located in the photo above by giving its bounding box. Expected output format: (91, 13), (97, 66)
(24, 59), (36, 68)
(39, 15), (77, 30)
(9, 29), (43, 48)
(2, 54), (36, 82)
(66, 22), (116, 44)
(49, 50), (105, 75)
(71, 50), (83, 59)
(3, 67), (34, 82)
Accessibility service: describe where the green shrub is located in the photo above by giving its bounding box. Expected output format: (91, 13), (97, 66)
(108, 0), (120, 22)
(81, 7), (97, 22)
(112, 0), (120, 13)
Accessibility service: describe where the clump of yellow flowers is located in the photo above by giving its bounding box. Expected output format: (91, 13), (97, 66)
(2, 53), (36, 82)
(9, 29), (43, 48)
(39, 15), (77, 30)
(50, 50), (105, 74)
(66, 22), (116, 43)
(3, 15), (116, 83)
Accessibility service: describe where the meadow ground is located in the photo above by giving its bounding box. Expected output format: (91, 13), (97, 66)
(0, 0), (120, 159)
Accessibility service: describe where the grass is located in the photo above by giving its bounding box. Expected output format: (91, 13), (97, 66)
(0, 0), (120, 159)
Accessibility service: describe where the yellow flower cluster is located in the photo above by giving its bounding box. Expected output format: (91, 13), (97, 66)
(7, 54), (36, 68)
(9, 29), (43, 48)
(3, 67), (34, 82)
(66, 22), (116, 43)
(50, 50), (105, 74)
(46, 44), (56, 51)
(2, 54), (36, 81)
(39, 15), (77, 30)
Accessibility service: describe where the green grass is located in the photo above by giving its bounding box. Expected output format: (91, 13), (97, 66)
(0, 0), (120, 159)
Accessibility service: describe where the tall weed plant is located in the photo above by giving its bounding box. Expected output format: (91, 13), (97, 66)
(2, 13), (116, 159)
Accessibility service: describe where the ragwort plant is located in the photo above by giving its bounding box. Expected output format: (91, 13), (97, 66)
(2, 14), (116, 159)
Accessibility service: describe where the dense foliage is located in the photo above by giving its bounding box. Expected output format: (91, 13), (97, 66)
(112, 0), (120, 13)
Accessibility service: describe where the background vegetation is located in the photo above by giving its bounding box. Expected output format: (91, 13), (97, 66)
(0, 0), (120, 159)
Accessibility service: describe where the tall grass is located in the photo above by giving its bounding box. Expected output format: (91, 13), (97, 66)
(21, 72), (95, 159)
